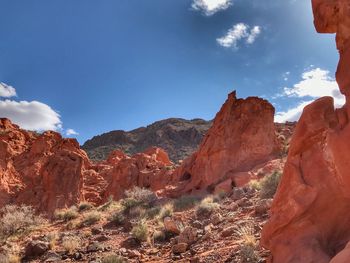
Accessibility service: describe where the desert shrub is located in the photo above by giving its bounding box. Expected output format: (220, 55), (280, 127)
(153, 229), (166, 242)
(248, 180), (261, 191)
(46, 232), (58, 250)
(102, 254), (126, 263)
(110, 210), (126, 226)
(125, 187), (157, 206)
(97, 195), (114, 211)
(259, 171), (282, 199)
(195, 197), (219, 218)
(81, 211), (101, 226)
(144, 206), (161, 219)
(120, 198), (141, 211)
(173, 195), (201, 211)
(236, 225), (260, 263)
(131, 221), (149, 242)
(0, 204), (44, 239)
(78, 202), (93, 212)
(62, 236), (81, 253)
(0, 253), (20, 263)
(54, 207), (79, 221)
(158, 203), (173, 220)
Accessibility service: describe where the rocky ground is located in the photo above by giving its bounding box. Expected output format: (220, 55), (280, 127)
(0, 171), (281, 263)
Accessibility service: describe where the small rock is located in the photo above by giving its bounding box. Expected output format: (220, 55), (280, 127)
(221, 226), (236, 237)
(172, 243), (188, 254)
(231, 188), (245, 200)
(178, 227), (197, 245)
(128, 249), (141, 258)
(45, 251), (61, 262)
(25, 240), (49, 259)
(192, 220), (204, 229)
(255, 198), (273, 215)
(237, 197), (252, 207)
(210, 213), (223, 225)
(164, 217), (181, 234)
(87, 241), (103, 253)
(190, 256), (200, 263)
(94, 234), (110, 242)
(73, 252), (83, 260)
(91, 226), (104, 235)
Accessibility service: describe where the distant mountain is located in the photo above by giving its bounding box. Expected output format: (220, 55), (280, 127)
(82, 118), (213, 162)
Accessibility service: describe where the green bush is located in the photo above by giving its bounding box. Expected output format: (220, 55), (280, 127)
(110, 211), (125, 226)
(102, 254), (126, 263)
(0, 205), (44, 239)
(121, 198), (141, 211)
(260, 171), (282, 199)
(195, 197), (219, 218)
(124, 187), (157, 206)
(81, 211), (101, 226)
(158, 203), (173, 220)
(131, 221), (149, 242)
(54, 207), (79, 221)
(78, 202), (93, 212)
(173, 195), (200, 211)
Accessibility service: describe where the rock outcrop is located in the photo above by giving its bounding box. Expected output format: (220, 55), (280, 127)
(0, 118), (172, 214)
(0, 118), (101, 214)
(261, 1), (350, 262)
(170, 91), (279, 195)
(100, 147), (174, 200)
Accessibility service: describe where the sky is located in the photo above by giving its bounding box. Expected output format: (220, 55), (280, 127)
(0, 0), (343, 143)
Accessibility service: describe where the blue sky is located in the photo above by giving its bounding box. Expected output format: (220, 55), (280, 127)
(0, 0), (342, 143)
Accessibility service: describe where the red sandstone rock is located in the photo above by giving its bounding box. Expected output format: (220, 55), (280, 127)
(261, 2), (350, 262)
(0, 118), (172, 214)
(171, 91), (278, 195)
(101, 149), (173, 200)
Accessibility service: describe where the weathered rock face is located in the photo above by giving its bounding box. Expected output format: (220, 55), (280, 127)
(0, 118), (172, 214)
(0, 118), (102, 214)
(261, 1), (350, 262)
(100, 147), (173, 200)
(171, 91), (279, 195)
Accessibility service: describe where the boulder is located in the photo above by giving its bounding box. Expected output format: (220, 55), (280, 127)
(172, 243), (188, 254)
(25, 240), (49, 259)
(164, 217), (181, 235)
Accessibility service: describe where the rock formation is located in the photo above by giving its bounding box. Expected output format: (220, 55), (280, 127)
(170, 91), (279, 195)
(0, 118), (172, 214)
(100, 147), (174, 200)
(261, 1), (350, 262)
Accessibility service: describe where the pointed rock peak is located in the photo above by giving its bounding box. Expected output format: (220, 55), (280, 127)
(227, 90), (237, 101)
(0, 118), (18, 131)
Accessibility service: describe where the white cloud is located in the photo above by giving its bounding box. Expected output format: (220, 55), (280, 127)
(0, 82), (17, 98)
(217, 23), (261, 49)
(192, 0), (232, 16)
(246, 26), (261, 44)
(274, 68), (345, 123)
(275, 101), (313, 123)
(66, 129), (79, 136)
(0, 84), (62, 131)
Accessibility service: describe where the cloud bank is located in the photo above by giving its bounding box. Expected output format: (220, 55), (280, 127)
(0, 82), (77, 136)
(192, 0), (232, 16)
(217, 23), (261, 49)
(0, 82), (17, 98)
(275, 68), (345, 123)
